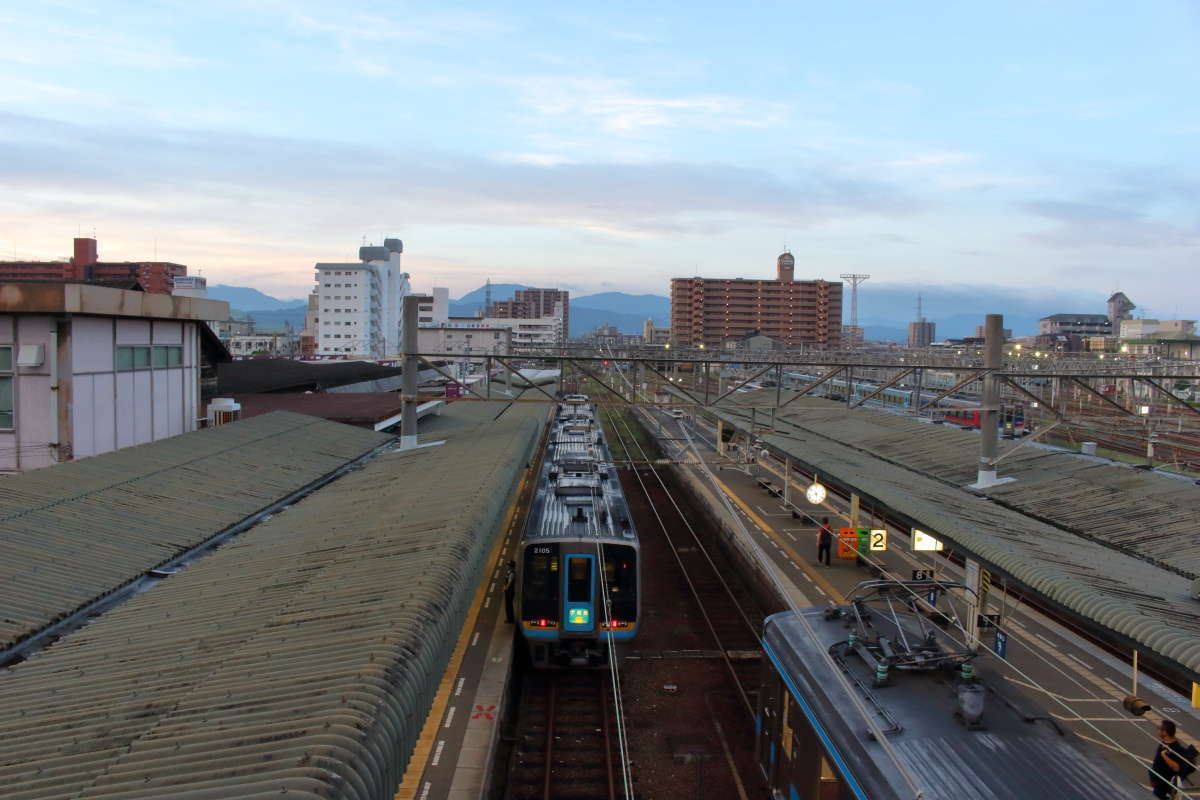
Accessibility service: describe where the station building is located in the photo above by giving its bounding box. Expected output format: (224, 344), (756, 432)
(669, 252), (842, 349)
(0, 282), (228, 471)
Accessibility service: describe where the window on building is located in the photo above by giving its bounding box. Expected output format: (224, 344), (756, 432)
(0, 345), (12, 429)
(117, 345), (182, 370)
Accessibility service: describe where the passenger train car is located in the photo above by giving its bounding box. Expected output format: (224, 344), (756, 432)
(778, 372), (1028, 432)
(517, 397), (640, 668)
(757, 581), (1143, 799)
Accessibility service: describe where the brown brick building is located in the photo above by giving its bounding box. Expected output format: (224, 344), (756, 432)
(670, 253), (842, 348)
(0, 238), (187, 294)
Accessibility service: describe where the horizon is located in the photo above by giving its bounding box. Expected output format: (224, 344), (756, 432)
(1, 2), (1196, 314)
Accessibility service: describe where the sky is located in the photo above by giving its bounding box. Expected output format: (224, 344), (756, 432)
(1, 1), (1198, 315)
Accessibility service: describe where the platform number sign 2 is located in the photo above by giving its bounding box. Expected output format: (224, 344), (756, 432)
(869, 529), (887, 552)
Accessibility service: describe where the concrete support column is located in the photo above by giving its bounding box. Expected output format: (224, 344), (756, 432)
(400, 294), (420, 449)
(970, 314), (1014, 489)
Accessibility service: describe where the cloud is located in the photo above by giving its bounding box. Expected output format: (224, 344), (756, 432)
(0, 111), (913, 239)
(1022, 166), (1200, 249)
(513, 77), (780, 136)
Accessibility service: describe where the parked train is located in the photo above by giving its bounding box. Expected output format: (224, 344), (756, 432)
(517, 397), (640, 668)
(757, 581), (1143, 799)
(776, 372), (1028, 433)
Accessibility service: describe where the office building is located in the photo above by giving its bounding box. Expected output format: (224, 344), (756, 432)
(314, 238), (411, 359)
(642, 319), (670, 346)
(0, 237), (188, 294)
(1038, 314), (1112, 337)
(488, 288), (569, 338)
(669, 252), (842, 348)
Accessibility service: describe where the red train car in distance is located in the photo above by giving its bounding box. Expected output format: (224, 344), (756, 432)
(940, 400), (1026, 435)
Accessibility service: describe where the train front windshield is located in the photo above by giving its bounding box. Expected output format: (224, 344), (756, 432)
(602, 544), (637, 622)
(567, 557), (592, 602)
(523, 545), (559, 622)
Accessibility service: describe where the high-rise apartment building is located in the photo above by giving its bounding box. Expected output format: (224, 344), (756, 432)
(0, 237), (187, 294)
(669, 253), (842, 348)
(488, 288), (569, 338)
(313, 238), (411, 359)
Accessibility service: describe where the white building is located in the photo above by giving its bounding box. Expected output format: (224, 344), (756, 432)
(417, 326), (511, 360)
(227, 332), (297, 357)
(0, 282), (229, 472)
(1119, 319), (1196, 340)
(420, 287), (450, 325)
(314, 238), (411, 359)
(444, 315), (562, 348)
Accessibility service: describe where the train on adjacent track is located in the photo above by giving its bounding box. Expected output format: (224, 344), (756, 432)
(774, 372), (1029, 433)
(757, 580), (1145, 799)
(517, 396), (641, 668)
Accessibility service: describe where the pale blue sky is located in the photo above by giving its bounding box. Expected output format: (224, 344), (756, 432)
(1, 1), (1197, 313)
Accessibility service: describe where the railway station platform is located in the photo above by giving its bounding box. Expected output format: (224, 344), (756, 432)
(640, 404), (1200, 788)
(393, 482), (526, 800)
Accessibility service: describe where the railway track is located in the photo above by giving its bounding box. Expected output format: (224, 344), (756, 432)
(506, 671), (617, 800)
(604, 407), (763, 705)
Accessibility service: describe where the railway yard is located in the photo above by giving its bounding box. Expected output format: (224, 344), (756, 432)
(2, 358), (1200, 800)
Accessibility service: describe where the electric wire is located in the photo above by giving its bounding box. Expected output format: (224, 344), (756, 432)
(701, 401), (1200, 794)
(669, 411), (929, 800)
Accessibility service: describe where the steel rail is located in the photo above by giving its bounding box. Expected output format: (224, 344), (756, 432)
(599, 404), (757, 719)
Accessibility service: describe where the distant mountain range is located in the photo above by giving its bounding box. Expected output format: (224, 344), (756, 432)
(210, 281), (1113, 340)
(448, 285), (669, 337)
(208, 284), (306, 311)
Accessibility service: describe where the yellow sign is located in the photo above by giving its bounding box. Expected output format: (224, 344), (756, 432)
(869, 529), (888, 551)
(912, 529), (944, 552)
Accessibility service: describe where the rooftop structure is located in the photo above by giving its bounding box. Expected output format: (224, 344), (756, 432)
(0, 400), (544, 798)
(0, 410), (390, 657)
(0, 282), (230, 470)
(0, 237), (188, 294)
(670, 252), (842, 348)
(705, 393), (1200, 684)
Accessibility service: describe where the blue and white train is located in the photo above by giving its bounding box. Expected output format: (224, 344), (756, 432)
(517, 397), (641, 668)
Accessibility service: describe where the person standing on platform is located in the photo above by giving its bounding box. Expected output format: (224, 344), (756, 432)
(1149, 719), (1192, 798)
(817, 518), (833, 567)
(504, 560), (517, 624)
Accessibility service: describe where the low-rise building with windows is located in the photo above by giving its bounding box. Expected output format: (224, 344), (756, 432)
(0, 282), (229, 471)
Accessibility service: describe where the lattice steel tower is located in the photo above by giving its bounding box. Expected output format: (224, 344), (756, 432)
(839, 273), (871, 329)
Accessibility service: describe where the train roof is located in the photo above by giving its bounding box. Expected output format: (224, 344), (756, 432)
(763, 602), (1144, 800)
(523, 402), (638, 546)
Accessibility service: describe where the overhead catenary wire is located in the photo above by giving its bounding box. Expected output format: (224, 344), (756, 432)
(599, 397), (761, 718)
(690, 405), (1199, 795)
(595, 356), (927, 797)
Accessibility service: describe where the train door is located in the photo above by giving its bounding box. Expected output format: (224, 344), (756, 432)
(563, 554), (596, 633)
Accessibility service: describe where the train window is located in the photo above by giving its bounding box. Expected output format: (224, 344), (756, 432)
(522, 545), (559, 621)
(567, 557), (592, 603)
(603, 545), (637, 621)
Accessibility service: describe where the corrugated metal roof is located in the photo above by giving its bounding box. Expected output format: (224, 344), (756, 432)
(0, 400), (545, 799)
(0, 411), (392, 653)
(730, 396), (1200, 576)
(711, 396), (1200, 680)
